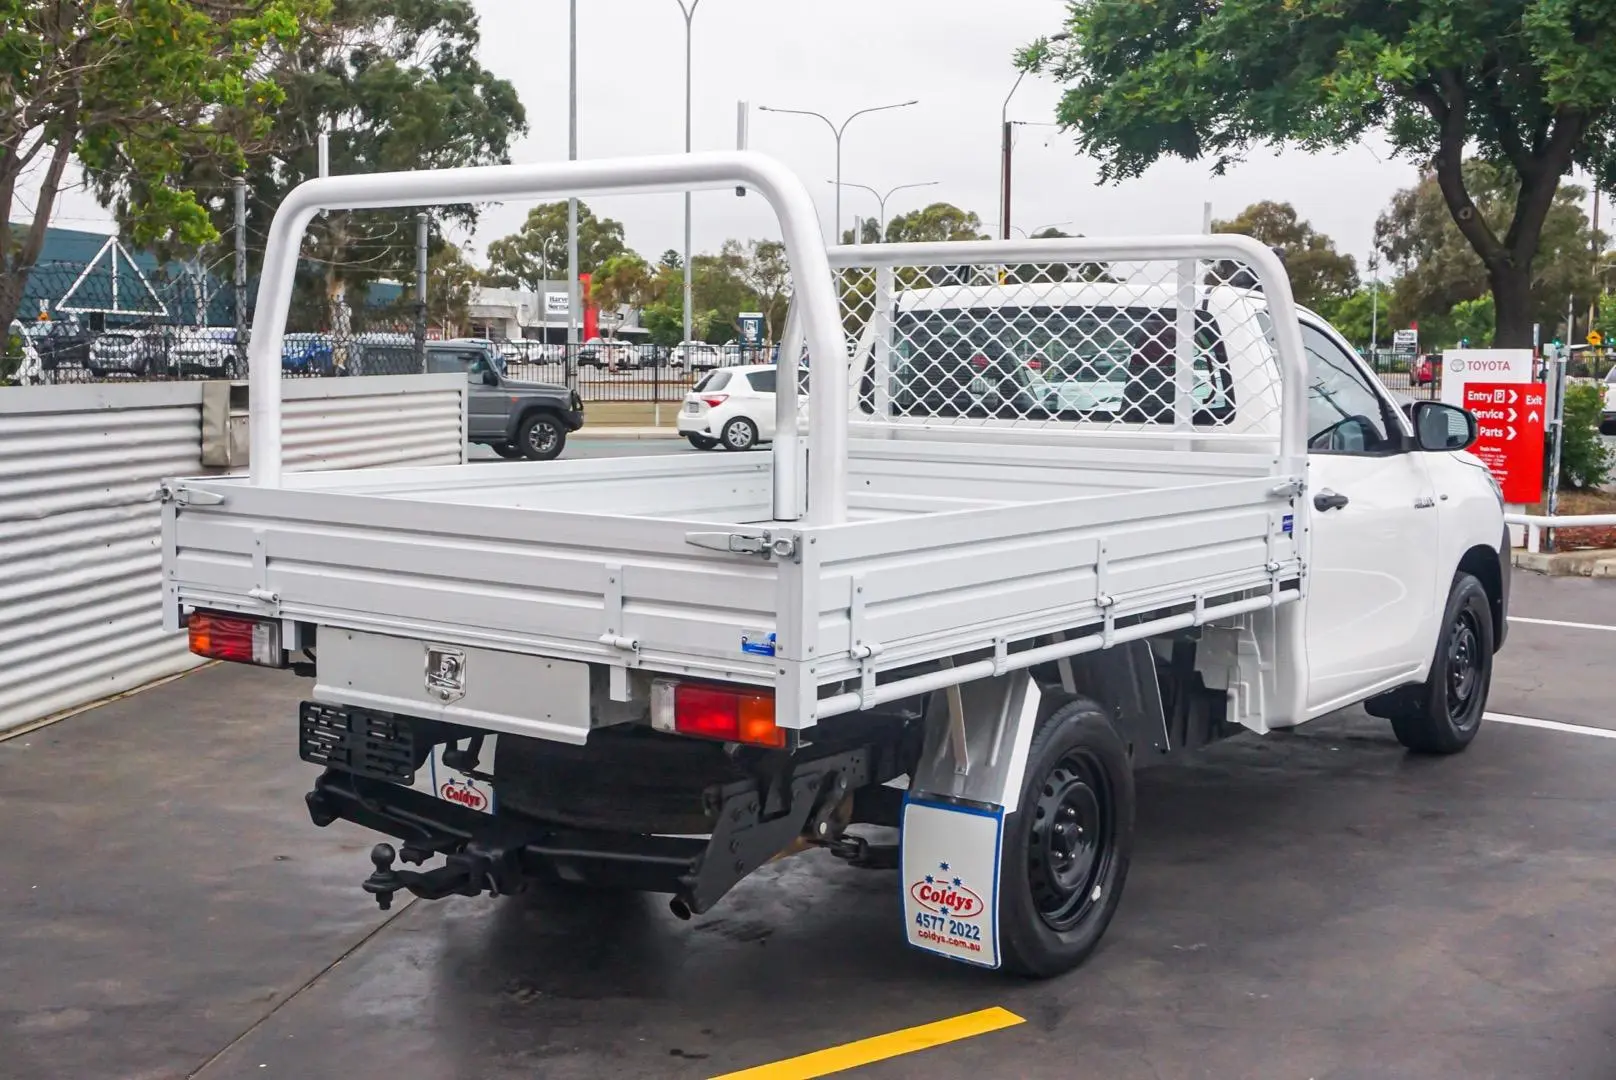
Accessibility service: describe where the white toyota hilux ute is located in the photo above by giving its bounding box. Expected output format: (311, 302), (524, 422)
(160, 152), (1508, 978)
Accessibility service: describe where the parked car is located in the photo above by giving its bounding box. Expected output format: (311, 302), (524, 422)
(28, 318), (94, 371)
(282, 333), (335, 375)
(677, 363), (778, 450)
(423, 340), (585, 460)
(578, 336), (636, 370)
(1414, 353), (1438, 386)
(1602, 367), (1616, 434)
(171, 327), (237, 377)
(671, 340), (723, 371)
(86, 328), (160, 376)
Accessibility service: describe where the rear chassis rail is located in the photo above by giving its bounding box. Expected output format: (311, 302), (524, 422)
(306, 712), (911, 916)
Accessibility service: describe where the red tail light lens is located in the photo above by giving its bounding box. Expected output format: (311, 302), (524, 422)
(969, 356), (989, 370)
(701, 394), (729, 407)
(1025, 358), (1043, 371)
(651, 680), (784, 748)
(188, 611), (283, 666)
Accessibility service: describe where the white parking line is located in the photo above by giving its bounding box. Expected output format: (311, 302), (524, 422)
(1511, 616), (1616, 633)
(1486, 712), (1616, 740)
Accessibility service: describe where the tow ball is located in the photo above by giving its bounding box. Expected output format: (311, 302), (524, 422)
(360, 842), (512, 910)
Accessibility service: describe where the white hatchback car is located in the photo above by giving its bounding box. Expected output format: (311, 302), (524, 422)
(677, 364), (779, 450)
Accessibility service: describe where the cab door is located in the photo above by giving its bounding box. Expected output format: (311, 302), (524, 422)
(1300, 321), (1440, 714)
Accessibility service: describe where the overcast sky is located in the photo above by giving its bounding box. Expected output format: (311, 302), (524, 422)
(469, 0), (1425, 272)
(30, 0), (1435, 272)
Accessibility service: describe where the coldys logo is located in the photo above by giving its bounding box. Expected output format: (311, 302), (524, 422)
(910, 862), (984, 919)
(440, 779), (488, 812)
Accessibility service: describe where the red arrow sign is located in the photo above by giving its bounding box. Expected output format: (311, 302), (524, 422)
(1463, 382), (1546, 503)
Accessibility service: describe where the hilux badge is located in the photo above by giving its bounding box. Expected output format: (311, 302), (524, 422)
(425, 645), (467, 702)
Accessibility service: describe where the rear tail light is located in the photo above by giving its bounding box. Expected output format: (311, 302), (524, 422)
(970, 356), (989, 370)
(650, 680), (785, 748)
(1025, 358), (1043, 371)
(701, 394), (729, 407)
(188, 611), (283, 666)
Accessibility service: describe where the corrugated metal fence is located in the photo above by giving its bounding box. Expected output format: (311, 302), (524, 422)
(0, 375), (465, 734)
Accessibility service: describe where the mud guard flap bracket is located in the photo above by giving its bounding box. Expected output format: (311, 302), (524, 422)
(909, 671), (1041, 814)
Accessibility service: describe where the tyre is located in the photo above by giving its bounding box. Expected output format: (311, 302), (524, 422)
(997, 697), (1134, 978)
(490, 443), (525, 460)
(1377, 572), (1493, 754)
(517, 413), (567, 461)
(720, 416), (758, 451)
(686, 434), (718, 450)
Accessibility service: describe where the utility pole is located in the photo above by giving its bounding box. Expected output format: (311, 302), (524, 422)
(1368, 253), (1380, 361)
(233, 177), (247, 376)
(999, 32), (1069, 240)
(566, 0), (580, 353)
(414, 213), (428, 368)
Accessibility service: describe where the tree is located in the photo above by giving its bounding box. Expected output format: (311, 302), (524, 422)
(658, 249), (683, 271)
(426, 244), (479, 337)
(1023, 2), (1616, 347)
(840, 220), (883, 245)
(1320, 288), (1377, 348)
(689, 242), (753, 342)
(1211, 202), (1358, 311)
(175, 0), (525, 330)
(591, 252), (656, 335)
(1003, 226), (1115, 285)
(736, 239), (791, 341)
(485, 202), (625, 292)
(1449, 296), (1497, 348)
(1375, 161), (1597, 336)
(884, 203), (988, 243)
(0, 0), (316, 332)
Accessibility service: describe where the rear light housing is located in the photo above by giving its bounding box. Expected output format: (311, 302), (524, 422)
(700, 393), (729, 407)
(650, 679), (785, 749)
(188, 610), (283, 666)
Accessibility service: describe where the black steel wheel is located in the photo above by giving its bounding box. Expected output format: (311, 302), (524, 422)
(1384, 571), (1494, 754)
(999, 696), (1133, 978)
(518, 412), (567, 461)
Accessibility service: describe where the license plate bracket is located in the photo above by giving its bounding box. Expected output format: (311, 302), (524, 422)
(298, 701), (415, 782)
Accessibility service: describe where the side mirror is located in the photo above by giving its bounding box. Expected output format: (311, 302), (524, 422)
(481, 368), (499, 387)
(1411, 400), (1477, 452)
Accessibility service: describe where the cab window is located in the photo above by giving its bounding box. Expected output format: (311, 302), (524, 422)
(1301, 323), (1397, 453)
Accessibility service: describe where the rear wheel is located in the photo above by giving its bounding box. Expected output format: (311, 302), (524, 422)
(998, 697), (1134, 978)
(686, 434), (718, 450)
(518, 413), (567, 461)
(1378, 572), (1493, 754)
(720, 416), (758, 451)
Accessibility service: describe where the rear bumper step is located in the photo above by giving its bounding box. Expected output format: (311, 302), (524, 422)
(307, 742), (873, 916)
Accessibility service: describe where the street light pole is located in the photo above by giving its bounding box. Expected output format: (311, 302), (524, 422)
(828, 179), (939, 241)
(759, 100), (919, 243)
(1368, 254), (1380, 358)
(566, 0), (579, 349)
(675, 0), (701, 348)
(1001, 33), (1068, 241)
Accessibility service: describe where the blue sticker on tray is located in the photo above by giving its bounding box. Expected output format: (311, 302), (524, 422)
(1282, 514), (1294, 534)
(741, 631), (777, 657)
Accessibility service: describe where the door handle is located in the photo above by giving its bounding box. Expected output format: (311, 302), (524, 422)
(1313, 489), (1349, 512)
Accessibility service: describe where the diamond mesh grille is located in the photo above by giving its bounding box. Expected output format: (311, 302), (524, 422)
(824, 252), (1286, 438)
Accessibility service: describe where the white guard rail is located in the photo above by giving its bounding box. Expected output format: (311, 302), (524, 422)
(1506, 512), (1616, 553)
(247, 152), (851, 523)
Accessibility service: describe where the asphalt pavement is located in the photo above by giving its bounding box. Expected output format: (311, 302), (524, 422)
(4, 447), (1616, 1079)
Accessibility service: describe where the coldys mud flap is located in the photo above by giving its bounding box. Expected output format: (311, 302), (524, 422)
(900, 795), (1005, 969)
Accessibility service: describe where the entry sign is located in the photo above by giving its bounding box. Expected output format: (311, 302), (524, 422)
(1463, 382), (1546, 504)
(1393, 328), (1419, 357)
(737, 311), (764, 347)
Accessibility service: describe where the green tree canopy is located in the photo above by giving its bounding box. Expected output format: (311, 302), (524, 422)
(174, 0), (525, 326)
(485, 201), (626, 292)
(884, 203), (988, 243)
(1024, 1), (1616, 347)
(1375, 160), (1596, 337)
(0, 0), (317, 330)
(1211, 201), (1358, 311)
(425, 244), (480, 337)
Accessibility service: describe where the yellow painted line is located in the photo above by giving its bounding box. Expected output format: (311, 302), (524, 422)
(707, 1006), (1025, 1080)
